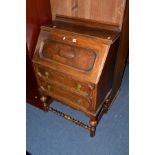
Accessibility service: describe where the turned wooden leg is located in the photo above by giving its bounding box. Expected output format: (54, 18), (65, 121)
(89, 119), (97, 137)
(40, 96), (49, 112)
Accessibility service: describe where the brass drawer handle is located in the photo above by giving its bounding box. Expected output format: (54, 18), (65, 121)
(76, 84), (82, 91)
(76, 100), (81, 105)
(45, 71), (49, 78)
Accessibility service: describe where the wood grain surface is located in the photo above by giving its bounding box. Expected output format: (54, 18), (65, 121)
(50, 0), (126, 27)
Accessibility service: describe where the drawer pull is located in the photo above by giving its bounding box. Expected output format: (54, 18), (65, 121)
(76, 84), (82, 91)
(45, 71), (49, 78)
(58, 50), (75, 59)
(76, 100), (81, 105)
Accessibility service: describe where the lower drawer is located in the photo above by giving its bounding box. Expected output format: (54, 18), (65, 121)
(37, 77), (90, 110)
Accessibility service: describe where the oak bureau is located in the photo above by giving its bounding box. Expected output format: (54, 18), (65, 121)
(32, 0), (128, 137)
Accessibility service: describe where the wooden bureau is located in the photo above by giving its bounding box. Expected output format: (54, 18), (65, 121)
(32, 0), (128, 137)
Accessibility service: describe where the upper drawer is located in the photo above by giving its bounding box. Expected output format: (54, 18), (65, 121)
(34, 64), (95, 98)
(39, 40), (96, 72)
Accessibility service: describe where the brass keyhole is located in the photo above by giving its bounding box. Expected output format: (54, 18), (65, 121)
(76, 84), (82, 91)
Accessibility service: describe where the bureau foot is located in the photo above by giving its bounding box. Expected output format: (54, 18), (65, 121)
(89, 120), (97, 137)
(90, 127), (96, 137)
(40, 96), (49, 112)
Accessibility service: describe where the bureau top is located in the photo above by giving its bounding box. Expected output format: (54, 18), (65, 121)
(41, 16), (120, 45)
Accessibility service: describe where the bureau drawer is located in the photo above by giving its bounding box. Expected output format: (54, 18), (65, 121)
(39, 39), (96, 72)
(34, 64), (94, 97)
(37, 77), (90, 110)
